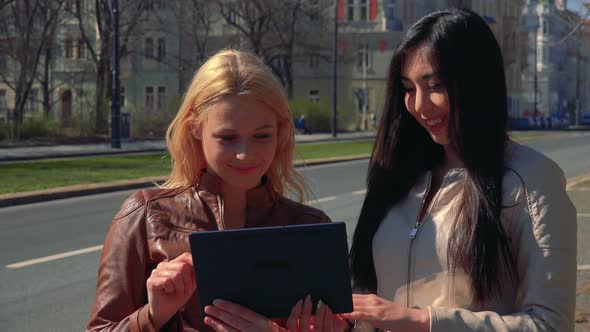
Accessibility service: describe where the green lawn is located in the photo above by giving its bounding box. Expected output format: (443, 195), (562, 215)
(0, 131), (559, 195)
(509, 131), (560, 141)
(0, 140), (374, 195)
(295, 140), (372, 160)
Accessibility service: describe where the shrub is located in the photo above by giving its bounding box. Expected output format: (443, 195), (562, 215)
(21, 113), (59, 139)
(289, 99), (355, 133)
(132, 95), (181, 139)
(69, 107), (97, 137)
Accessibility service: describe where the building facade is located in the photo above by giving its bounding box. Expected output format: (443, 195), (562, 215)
(3, 0), (586, 136)
(520, 0), (590, 126)
(291, 0), (527, 129)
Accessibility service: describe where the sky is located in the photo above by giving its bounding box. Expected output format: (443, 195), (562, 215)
(567, 0), (589, 15)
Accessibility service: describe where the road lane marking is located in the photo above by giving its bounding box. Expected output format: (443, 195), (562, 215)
(7, 190), (367, 269)
(11, 188), (580, 269)
(6, 245), (103, 269)
(306, 196), (337, 205)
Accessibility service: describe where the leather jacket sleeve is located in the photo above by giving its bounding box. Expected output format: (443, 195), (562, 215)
(428, 161), (577, 331)
(86, 190), (158, 332)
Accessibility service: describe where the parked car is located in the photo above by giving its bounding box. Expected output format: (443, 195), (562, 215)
(581, 112), (590, 126)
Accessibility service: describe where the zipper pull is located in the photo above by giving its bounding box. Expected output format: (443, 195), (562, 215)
(409, 224), (419, 239)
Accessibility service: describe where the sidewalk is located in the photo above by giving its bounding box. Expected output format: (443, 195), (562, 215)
(0, 131), (376, 162)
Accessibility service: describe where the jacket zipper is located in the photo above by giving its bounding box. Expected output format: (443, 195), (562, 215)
(218, 195), (225, 230)
(406, 173), (432, 307)
(406, 172), (451, 307)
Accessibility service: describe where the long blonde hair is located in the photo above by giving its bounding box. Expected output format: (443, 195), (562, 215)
(161, 49), (307, 202)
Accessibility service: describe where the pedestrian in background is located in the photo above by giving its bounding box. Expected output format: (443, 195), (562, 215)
(86, 49), (338, 332)
(296, 114), (312, 135)
(344, 8), (577, 331)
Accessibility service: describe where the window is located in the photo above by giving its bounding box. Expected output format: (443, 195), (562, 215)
(308, 89), (319, 103)
(227, 5), (238, 24)
(26, 89), (37, 112)
(359, 0), (368, 21)
(145, 38), (154, 58)
(157, 38), (166, 61)
(145, 86), (154, 110)
(77, 39), (85, 59)
(386, 0), (395, 18)
(542, 21), (547, 33)
(0, 55), (6, 73)
(0, 90), (7, 110)
(157, 86), (166, 110)
(74, 0), (84, 15)
(64, 39), (73, 58)
(154, 0), (165, 9)
(309, 54), (320, 69)
(65, 0), (82, 15)
(346, 0), (354, 21)
(120, 86), (125, 108)
(356, 45), (370, 70)
(308, 0), (320, 21)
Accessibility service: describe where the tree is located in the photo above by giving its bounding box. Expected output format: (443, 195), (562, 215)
(38, 1), (68, 118)
(0, 0), (64, 139)
(214, 0), (330, 98)
(163, 1), (219, 92)
(74, 0), (145, 135)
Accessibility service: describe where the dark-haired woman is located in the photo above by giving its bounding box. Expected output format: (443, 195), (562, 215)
(342, 8), (577, 332)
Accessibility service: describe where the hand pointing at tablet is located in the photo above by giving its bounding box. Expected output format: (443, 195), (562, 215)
(146, 252), (196, 329)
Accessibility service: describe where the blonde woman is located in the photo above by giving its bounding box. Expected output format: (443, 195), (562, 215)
(86, 50), (338, 332)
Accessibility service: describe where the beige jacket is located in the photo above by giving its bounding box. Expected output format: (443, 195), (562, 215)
(373, 141), (577, 331)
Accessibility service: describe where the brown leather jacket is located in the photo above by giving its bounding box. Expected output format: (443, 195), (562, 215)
(86, 171), (331, 332)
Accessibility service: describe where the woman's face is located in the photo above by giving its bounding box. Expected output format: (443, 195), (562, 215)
(196, 95), (278, 191)
(401, 48), (451, 145)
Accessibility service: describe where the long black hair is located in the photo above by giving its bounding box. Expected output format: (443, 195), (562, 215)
(349, 8), (516, 304)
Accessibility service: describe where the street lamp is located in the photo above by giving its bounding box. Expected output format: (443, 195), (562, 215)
(331, 0), (338, 138)
(522, 3), (541, 125)
(110, 0), (121, 148)
(533, 3), (544, 124)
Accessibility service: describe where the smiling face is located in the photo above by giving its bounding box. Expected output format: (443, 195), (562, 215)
(196, 95), (278, 191)
(401, 48), (451, 146)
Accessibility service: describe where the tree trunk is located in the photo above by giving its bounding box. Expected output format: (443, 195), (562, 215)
(285, 56), (293, 99)
(42, 41), (51, 118)
(95, 56), (109, 135)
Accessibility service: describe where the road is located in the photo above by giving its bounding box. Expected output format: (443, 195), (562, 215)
(1, 132), (589, 331)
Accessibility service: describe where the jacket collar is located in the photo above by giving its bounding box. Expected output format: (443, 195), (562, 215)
(195, 169), (276, 228)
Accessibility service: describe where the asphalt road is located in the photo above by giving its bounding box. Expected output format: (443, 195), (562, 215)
(1, 132), (589, 332)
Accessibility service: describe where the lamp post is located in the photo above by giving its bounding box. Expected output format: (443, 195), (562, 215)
(362, 43), (368, 131)
(110, 0), (121, 148)
(523, 3), (541, 126)
(331, 0), (338, 138)
(533, 27), (538, 122)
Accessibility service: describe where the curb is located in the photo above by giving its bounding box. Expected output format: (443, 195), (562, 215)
(0, 154), (372, 208)
(2, 152), (586, 208)
(567, 171), (590, 190)
(0, 134), (377, 164)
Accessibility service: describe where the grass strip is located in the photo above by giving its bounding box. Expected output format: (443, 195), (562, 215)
(509, 131), (561, 141)
(0, 131), (557, 195)
(0, 140), (374, 195)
